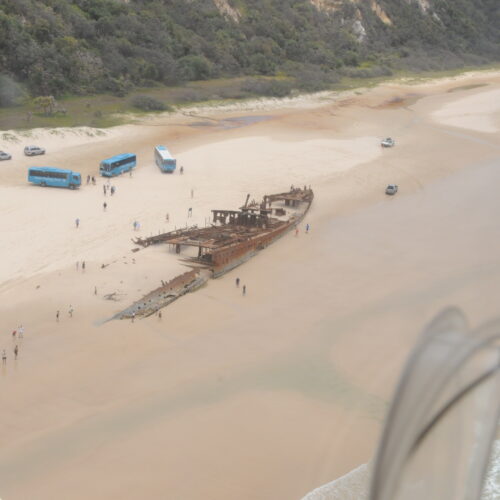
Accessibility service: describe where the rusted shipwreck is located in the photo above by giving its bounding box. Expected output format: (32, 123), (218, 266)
(115, 186), (313, 319)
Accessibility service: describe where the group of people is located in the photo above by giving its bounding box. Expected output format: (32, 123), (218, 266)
(295, 223), (310, 236)
(56, 305), (73, 321)
(102, 182), (115, 211)
(3, 326), (24, 365)
(11, 325), (24, 339)
(4, 301), (88, 368)
(57, 169), (193, 331)
(64, 163), (314, 332)
(3, 344), (20, 364)
(103, 184), (116, 196)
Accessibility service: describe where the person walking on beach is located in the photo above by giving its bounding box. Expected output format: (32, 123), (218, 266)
(180, 166), (184, 175)
(131, 312), (135, 323)
(14, 345), (18, 360)
(56, 310), (60, 322)
(158, 311), (162, 320)
(110, 186), (115, 196)
(86, 175), (90, 185)
(236, 277), (240, 287)
(242, 285), (246, 296)
(92, 176), (96, 185)
(69, 305), (74, 318)
(103, 201), (107, 211)
(82, 261), (86, 272)
(188, 207), (192, 218)
(103, 185), (107, 195)
(2, 350), (6, 365)
(75, 218), (80, 229)
(18, 325), (24, 339)
(165, 213), (169, 223)
(12, 329), (16, 339)
(306, 223), (310, 234)
(94, 286), (97, 295)
(191, 188), (194, 199)
(295, 227), (299, 237)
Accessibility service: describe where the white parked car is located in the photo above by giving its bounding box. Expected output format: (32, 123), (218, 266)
(381, 137), (395, 148)
(385, 184), (398, 195)
(24, 145), (46, 156)
(0, 150), (12, 161)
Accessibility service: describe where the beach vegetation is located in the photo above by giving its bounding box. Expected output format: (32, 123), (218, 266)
(130, 95), (173, 112)
(32, 96), (57, 116)
(0, 0), (498, 129)
(0, 0), (497, 106)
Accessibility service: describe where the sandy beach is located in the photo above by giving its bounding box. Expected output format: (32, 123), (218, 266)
(1, 70), (500, 500)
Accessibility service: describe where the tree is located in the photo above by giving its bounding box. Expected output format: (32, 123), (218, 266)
(33, 95), (57, 115)
(177, 55), (212, 81)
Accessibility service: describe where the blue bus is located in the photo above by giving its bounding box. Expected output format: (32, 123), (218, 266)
(100, 153), (136, 177)
(154, 146), (176, 173)
(28, 167), (81, 189)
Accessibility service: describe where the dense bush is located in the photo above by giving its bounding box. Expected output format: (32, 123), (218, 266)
(0, 0), (498, 104)
(241, 79), (293, 98)
(131, 95), (172, 112)
(294, 67), (340, 92)
(342, 65), (393, 79)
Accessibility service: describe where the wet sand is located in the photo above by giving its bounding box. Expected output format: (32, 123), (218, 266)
(1, 71), (500, 499)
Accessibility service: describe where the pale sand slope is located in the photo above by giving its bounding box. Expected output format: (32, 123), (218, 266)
(0, 72), (500, 500)
(432, 87), (500, 133)
(0, 125), (116, 158)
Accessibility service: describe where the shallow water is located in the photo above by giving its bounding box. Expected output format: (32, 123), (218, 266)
(303, 155), (500, 500)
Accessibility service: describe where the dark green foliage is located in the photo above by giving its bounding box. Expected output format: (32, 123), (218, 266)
(241, 78), (293, 97)
(131, 95), (172, 112)
(342, 65), (393, 79)
(177, 55), (213, 81)
(294, 67), (340, 92)
(0, 0), (498, 105)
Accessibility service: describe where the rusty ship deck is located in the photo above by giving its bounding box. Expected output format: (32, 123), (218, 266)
(134, 186), (313, 276)
(115, 186), (313, 319)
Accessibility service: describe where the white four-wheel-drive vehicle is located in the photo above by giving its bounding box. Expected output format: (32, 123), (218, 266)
(385, 184), (398, 195)
(0, 150), (12, 161)
(381, 137), (395, 148)
(24, 145), (46, 156)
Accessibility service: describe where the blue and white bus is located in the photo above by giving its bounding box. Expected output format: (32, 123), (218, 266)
(154, 146), (176, 173)
(100, 153), (136, 177)
(28, 167), (81, 189)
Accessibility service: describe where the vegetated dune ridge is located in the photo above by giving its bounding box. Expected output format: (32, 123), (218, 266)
(0, 71), (499, 500)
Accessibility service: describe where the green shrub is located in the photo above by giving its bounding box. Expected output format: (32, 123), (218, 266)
(342, 65), (393, 79)
(241, 79), (292, 98)
(131, 95), (172, 112)
(177, 55), (212, 81)
(294, 67), (339, 92)
(176, 89), (203, 103)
